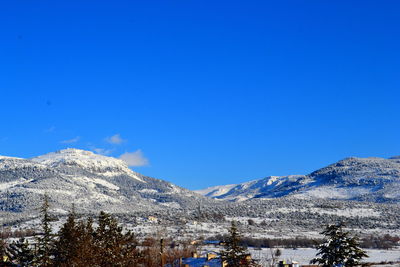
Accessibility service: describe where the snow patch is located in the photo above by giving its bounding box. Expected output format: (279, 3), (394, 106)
(0, 178), (34, 190)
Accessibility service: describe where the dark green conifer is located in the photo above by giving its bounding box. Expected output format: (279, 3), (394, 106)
(9, 237), (34, 266)
(72, 217), (96, 266)
(35, 193), (54, 267)
(0, 237), (12, 265)
(220, 221), (253, 267)
(54, 204), (78, 266)
(93, 211), (140, 267)
(311, 222), (368, 267)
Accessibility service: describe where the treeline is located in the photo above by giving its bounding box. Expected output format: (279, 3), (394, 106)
(0, 229), (36, 239)
(0, 196), (195, 267)
(360, 234), (400, 249)
(210, 234), (400, 250)
(210, 234), (321, 248)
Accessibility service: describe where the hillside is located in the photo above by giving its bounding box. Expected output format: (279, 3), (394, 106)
(197, 156), (400, 202)
(1, 150), (400, 241)
(0, 149), (210, 217)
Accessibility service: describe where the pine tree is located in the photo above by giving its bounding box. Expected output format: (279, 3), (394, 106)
(9, 237), (35, 266)
(54, 205), (78, 266)
(220, 221), (253, 267)
(73, 217), (96, 266)
(118, 229), (140, 267)
(35, 194), (54, 267)
(0, 237), (12, 266)
(93, 211), (140, 267)
(311, 223), (368, 267)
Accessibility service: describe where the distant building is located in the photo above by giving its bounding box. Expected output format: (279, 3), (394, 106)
(167, 252), (225, 267)
(167, 252), (259, 267)
(203, 240), (221, 246)
(148, 216), (158, 223)
(277, 260), (300, 267)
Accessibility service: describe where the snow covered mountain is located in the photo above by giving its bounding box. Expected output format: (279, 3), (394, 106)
(31, 149), (143, 181)
(2, 149), (399, 225)
(0, 149), (209, 216)
(197, 156), (400, 202)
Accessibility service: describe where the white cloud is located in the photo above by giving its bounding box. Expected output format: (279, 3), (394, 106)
(92, 147), (113, 155)
(119, 150), (149, 167)
(61, 136), (80, 144)
(106, 134), (125, 144)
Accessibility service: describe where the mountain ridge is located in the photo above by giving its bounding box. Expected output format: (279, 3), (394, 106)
(0, 148), (211, 217)
(197, 156), (400, 202)
(1, 150), (400, 224)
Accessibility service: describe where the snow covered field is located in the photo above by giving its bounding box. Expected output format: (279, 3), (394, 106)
(249, 247), (400, 265)
(200, 246), (400, 265)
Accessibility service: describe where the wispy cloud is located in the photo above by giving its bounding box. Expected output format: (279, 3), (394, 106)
(92, 147), (113, 155)
(105, 134), (125, 145)
(61, 136), (80, 144)
(119, 150), (149, 167)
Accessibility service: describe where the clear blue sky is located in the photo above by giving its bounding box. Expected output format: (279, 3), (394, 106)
(1, 1), (399, 189)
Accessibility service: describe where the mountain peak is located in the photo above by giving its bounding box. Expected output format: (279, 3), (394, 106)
(31, 148), (143, 181)
(0, 149), (209, 216)
(0, 155), (23, 160)
(55, 148), (96, 155)
(198, 156), (400, 202)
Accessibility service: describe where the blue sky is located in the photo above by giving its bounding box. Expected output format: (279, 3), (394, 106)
(1, 1), (399, 189)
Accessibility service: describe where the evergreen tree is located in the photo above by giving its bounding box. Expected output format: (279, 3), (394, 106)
(9, 237), (35, 266)
(35, 194), (54, 267)
(0, 237), (13, 266)
(72, 217), (96, 266)
(93, 211), (140, 267)
(311, 223), (368, 267)
(220, 221), (253, 267)
(54, 205), (78, 266)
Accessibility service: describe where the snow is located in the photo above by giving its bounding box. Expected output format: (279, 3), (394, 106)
(195, 245), (400, 265)
(0, 156), (47, 170)
(85, 191), (122, 203)
(196, 184), (239, 197)
(160, 202), (181, 208)
(305, 207), (380, 217)
(296, 186), (374, 200)
(196, 156), (400, 203)
(31, 148), (144, 182)
(71, 176), (120, 191)
(0, 155), (23, 160)
(0, 178), (34, 190)
(0, 148), (211, 216)
(140, 189), (159, 194)
(1, 149), (399, 251)
(247, 247), (400, 265)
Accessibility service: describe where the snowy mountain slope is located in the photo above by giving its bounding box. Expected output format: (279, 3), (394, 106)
(198, 175), (309, 201)
(31, 148), (143, 181)
(0, 149), (210, 216)
(196, 156), (400, 202)
(2, 151), (400, 238)
(196, 183), (239, 199)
